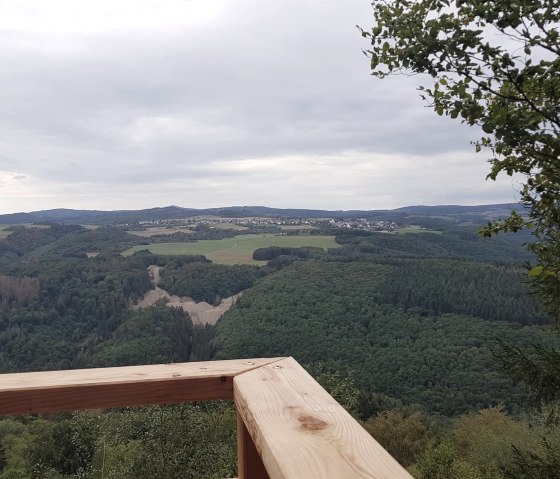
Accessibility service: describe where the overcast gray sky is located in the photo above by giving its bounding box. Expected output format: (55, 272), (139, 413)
(0, 0), (522, 214)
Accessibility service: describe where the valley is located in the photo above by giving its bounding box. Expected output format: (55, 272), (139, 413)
(0, 203), (556, 478)
(132, 265), (242, 325)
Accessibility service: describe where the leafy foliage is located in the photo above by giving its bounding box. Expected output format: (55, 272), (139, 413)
(0, 255), (153, 372)
(332, 228), (534, 263)
(504, 433), (560, 479)
(364, 410), (432, 467)
(216, 259), (557, 415)
(495, 341), (560, 406)
(0, 219), (557, 475)
(0, 225), (84, 267)
(410, 408), (559, 479)
(377, 259), (548, 325)
(159, 261), (265, 304)
(361, 0), (560, 322)
(91, 306), (216, 366)
(0, 403), (237, 479)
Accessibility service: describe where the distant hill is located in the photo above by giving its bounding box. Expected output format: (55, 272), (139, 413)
(0, 203), (523, 225)
(394, 203), (521, 218)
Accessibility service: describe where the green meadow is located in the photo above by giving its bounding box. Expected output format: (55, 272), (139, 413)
(123, 234), (339, 264)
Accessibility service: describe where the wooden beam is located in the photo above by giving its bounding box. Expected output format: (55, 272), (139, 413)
(0, 358), (284, 415)
(2, 357), (416, 477)
(237, 411), (270, 479)
(234, 357), (414, 479)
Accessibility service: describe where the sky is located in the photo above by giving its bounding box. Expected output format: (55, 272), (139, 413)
(0, 0), (523, 214)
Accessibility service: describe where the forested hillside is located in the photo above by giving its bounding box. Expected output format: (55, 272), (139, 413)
(331, 227), (533, 263)
(0, 221), (557, 477)
(0, 251), (230, 373)
(159, 262), (266, 304)
(216, 259), (553, 415)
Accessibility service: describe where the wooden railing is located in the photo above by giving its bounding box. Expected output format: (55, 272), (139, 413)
(0, 357), (413, 478)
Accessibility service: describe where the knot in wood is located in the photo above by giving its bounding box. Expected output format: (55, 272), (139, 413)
(298, 414), (328, 431)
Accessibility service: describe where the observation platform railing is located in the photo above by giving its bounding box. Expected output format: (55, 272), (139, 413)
(0, 357), (413, 478)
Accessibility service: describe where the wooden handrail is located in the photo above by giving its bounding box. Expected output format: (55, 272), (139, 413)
(0, 358), (282, 414)
(0, 358), (413, 479)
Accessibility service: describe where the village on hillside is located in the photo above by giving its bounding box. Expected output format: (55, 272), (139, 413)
(136, 216), (398, 232)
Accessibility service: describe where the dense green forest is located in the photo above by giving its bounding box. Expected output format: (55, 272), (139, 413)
(216, 260), (555, 416)
(159, 261), (266, 304)
(0, 251), (222, 372)
(0, 254), (151, 372)
(330, 227), (534, 263)
(0, 402), (237, 479)
(0, 222), (558, 477)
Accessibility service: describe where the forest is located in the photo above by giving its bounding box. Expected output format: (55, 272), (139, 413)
(0, 221), (558, 478)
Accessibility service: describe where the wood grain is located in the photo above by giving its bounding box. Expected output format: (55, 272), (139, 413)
(0, 358), (283, 415)
(1, 356), (415, 477)
(237, 411), (270, 479)
(234, 357), (414, 479)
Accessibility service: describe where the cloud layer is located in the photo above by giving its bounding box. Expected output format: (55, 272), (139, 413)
(0, 0), (521, 214)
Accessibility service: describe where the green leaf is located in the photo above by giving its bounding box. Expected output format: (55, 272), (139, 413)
(528, 266), (544, 277)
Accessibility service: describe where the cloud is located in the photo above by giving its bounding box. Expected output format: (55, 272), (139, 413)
(0, 0), (517, 214)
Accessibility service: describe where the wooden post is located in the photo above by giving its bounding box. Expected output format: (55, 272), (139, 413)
(237, 411), (270, 479)
(0, 357), (413, 478)
(234, 357), (414, 479)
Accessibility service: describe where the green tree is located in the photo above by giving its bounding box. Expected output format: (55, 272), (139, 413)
(363, 410), (432, 467)
(504, 434), (560, 479)
(450, 407), (537, 475)
(412, 440), (488, 479)
(361, 0), (560, 414)
(361, 0), (560, 322)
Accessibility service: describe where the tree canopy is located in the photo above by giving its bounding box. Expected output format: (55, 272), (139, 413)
(361, 0), (560, 322)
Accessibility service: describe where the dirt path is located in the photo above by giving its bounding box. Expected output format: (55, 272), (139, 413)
(148, 264), (161, 284)
(132, 265), (242, 325)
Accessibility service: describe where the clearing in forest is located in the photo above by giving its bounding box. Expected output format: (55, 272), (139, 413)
(123, 233), (339, 264)
(132, 265), (241, 324)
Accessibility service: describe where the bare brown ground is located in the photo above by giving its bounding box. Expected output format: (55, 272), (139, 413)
(132, 265), (242, 325)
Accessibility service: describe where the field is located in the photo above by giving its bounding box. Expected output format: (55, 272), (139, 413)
(123, 234), (340, 264)
(207, 222), (249, 231)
